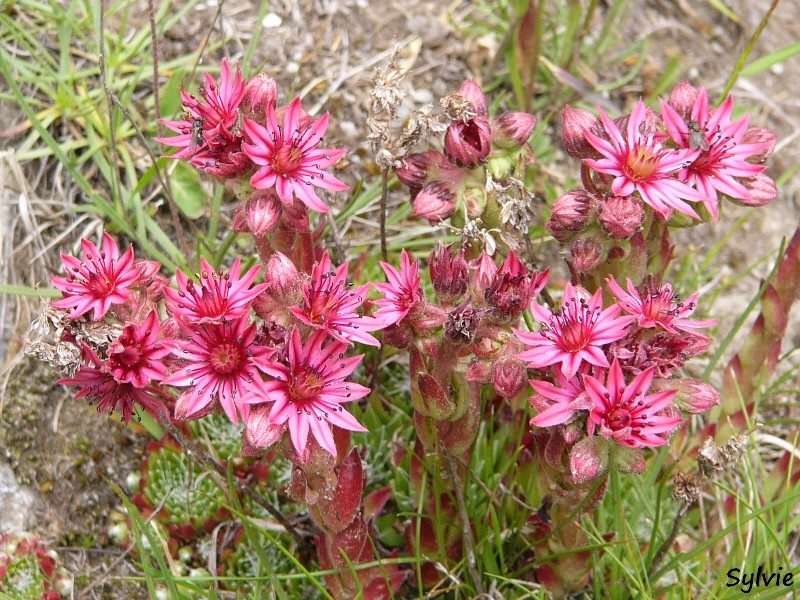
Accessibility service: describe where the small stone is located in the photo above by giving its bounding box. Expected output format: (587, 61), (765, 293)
(261, 12), (282, 28)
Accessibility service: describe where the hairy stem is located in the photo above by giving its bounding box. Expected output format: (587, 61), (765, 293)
(380, 167), (388, 262)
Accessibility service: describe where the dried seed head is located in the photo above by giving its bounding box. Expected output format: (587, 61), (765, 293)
(673, 471), (703, 504)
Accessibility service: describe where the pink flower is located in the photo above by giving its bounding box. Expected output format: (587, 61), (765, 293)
(107, 310), (171, 387)
(373, 249), (424, 327)
(528, 370), (593, 428)
(606, 276), (718, 334)
(244, 329), (369, 458)
(165, 257), (266, 324)
(243, 97), (349, 213)
(50, 232), (140, 320)
(585, 359), (681, 448)
(58, 345), (167, 423)
(661, 86), (776, 218)
(584, 100), (707, 219)
(515, 283), (633, 378)
(163, 317), (273, 423)
(290, 252), (384, 347)
(155, 59), (249, 177)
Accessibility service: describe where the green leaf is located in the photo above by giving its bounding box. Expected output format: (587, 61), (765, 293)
(170, 161), (206, 219)
(159, 70), (183, 117)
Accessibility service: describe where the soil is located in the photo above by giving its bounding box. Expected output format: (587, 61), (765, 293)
(1, 0), (799, 598)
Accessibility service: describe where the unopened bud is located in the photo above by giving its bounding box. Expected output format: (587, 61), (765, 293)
(232, 190), (282, 236)
(429, 243), (468, 303)
(263, 252), (301, 304)
(484, 251), (539, 323)
(457, 80), (487, 116)
(663, 378), (721, 414)
(741, 127), (777, 164)
(394, 151), (444, 192)
(412, 180), (457, 223)
(561, 106), (603, 160)
(599, 194), (644, 239)
(569, 436), (609, 485)
(469, 252), (497, 300)
(444, 117), (492, 168)
(736, 174), (778, 207)
(548, 189), (596, 235)
(569, 236), (604, 273)
(241, 73), (278, 120)
(668, 80), (699, 121)
(492, 111), (537, 148)
(490, 355), (527, 399)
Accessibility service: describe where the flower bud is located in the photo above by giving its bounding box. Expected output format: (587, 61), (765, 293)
(569, 236), (604, 273)
(741, 127), (777, 164)
(598, 194), (644, 239)
(457, 80), (487, 116)
(561, 106), (603, 159)
(491, 111), (537, 148)
(429, 243), (468, 303)
(241, 73), (278, 120)
(263, 252), (300, 304)
(412, 180), (457, 223)
(484, 251), (537, 323)
(656, 378), (720, 415)
(668, 80), (699, 121)
(569, 436), (609, 484)
(242, 404), (285, 456)
(444, 301), (482, 343)
(548, 189), (597, 234)
(232, 190), (282, 236)
(469, 252), (497, 300)
(490, 355), (527, 399)
(735, 173), (778, 207)
(394, 151), (444, 192)
(444, 117), (492, 168)
(466, 359), (490, 383)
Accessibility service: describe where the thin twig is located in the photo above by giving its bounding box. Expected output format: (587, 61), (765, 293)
(97, 0), (122, 208)
(147, 0), (190, 257)
(647, 500), (692, 578)
(379, 167), (388, 262)
(158, 416), (310, 546)
(444, 449), (485, 596)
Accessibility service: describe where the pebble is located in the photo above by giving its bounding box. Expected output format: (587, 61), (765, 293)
(0, 462), (44, 533)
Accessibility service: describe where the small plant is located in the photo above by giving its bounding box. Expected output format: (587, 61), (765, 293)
(0, 533), (71, 600)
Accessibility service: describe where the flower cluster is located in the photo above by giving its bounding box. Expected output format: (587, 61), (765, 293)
(34, 69), (780, 598)
(394, 80), (537, 229)
(156, 59), (349, 223)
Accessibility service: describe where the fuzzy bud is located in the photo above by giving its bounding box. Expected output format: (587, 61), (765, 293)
(741, 127), (777, 164)
(469, 252), (497, 301)
(548, 189), (596, 239)
(599, 194), (644, 239)
(569, 436), (609, 484)
(232, 190), (282, 236)
(561, 106), (603, 160)
(242, 404), (285, 456)
(457, 80), (487, 116)
(485, 252), (545, 323)
(490, 355), (527, 399)
(395, 151), (447, 193)
(492, 111), (537, 148)
(668, 80), (699, 121)
(263, 252), (301, 305)
(444, 117), (492, 168)
(569, 236), (604, 273)
(665, 378), (721, 414)
(412, 180), (458, 223)
(241, 73), (278, 120)
(429, 243), (469, 303)
(735, 174), (778, 207)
